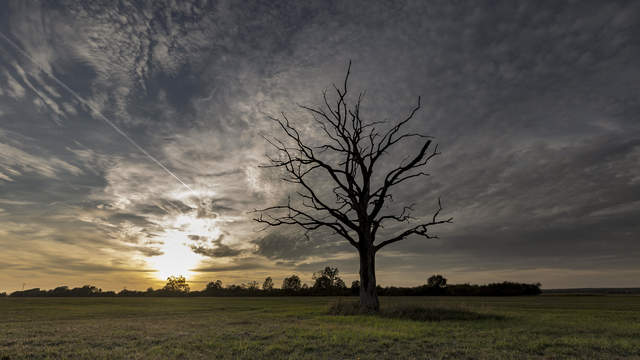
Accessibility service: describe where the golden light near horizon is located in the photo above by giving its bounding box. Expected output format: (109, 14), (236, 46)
(147, 214), (222, 281)
(147, 230), (202, 280)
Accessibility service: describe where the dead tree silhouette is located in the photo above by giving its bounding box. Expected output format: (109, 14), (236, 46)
(255, 62), (452, 311)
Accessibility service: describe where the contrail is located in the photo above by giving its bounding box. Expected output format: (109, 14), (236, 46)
(0, 31), (195, 195)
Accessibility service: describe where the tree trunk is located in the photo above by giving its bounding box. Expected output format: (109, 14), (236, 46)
(358, 244), (379, 312)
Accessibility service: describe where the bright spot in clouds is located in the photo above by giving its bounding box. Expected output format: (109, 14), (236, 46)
(148, 229), (203, 281)
(148, 214), (221, 280)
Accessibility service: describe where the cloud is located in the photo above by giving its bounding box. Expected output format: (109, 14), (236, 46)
(189, 235), (243, 258)
(252, 228), (356, 264)
(0, 199), (35, 205)
(190, 244), (241, 259)
(192, 259), (270, 273)
(2, 70), (25, 99)
(0, 130), (83, 181)
(0, 0), (639, 291)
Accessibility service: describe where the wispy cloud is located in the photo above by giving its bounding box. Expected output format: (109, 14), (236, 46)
(0, 130), (83, 181)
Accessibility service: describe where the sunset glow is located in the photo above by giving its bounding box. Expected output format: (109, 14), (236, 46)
(147, 230), (202, 280)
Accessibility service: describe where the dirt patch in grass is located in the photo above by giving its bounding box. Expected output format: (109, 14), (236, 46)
(328, 299), (504, 321)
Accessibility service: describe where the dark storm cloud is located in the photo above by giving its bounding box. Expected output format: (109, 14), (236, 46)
(1, 0), (639, 290)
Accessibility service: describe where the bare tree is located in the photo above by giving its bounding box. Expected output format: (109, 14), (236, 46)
(254, 62), (452, 311)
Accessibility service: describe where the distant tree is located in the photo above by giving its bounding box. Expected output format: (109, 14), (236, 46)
(282, 275), (302, 291)
(427, 274), (447, 288)
(163, 276), (190, 294)
(313, 275), (331, 290)
(247, 281), (260, 291)
(206, 280), (223, 291)
(254, 62), (452, 311)
(146, 287), (154, 293)
(262, 277), (274, 291)
(0, 292), (7, 297)
(312, 266), (346, 292)
(313, 267), (339, 286)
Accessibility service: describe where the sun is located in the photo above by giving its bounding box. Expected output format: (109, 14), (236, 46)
(146, 212), (223, 281)
(147, 229), (203, 281)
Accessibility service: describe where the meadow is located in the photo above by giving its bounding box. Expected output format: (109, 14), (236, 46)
(1, 296), (639, 359)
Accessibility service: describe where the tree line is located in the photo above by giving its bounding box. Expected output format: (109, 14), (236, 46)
(3, 269), (541, 297)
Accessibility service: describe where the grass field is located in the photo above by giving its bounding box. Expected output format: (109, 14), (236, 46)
(1, 296), (639, 359)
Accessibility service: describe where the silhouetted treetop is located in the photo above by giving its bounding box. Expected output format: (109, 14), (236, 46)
(163, 276), (190, 293)
(427, 274), (447, 288)
(282, 275), (302, 291)
(263, 277), (274, 291)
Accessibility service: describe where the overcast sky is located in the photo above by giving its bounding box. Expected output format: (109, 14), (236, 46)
(1, 0), (639, 292)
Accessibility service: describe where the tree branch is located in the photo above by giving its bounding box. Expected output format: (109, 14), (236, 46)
(374, 198), (452, 252)
(254, 60), (451, 254)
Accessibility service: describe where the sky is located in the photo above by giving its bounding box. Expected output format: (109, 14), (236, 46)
(0, 0), (639, 293)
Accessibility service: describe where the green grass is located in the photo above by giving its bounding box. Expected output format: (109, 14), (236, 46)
(1, 296), (639, 359)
